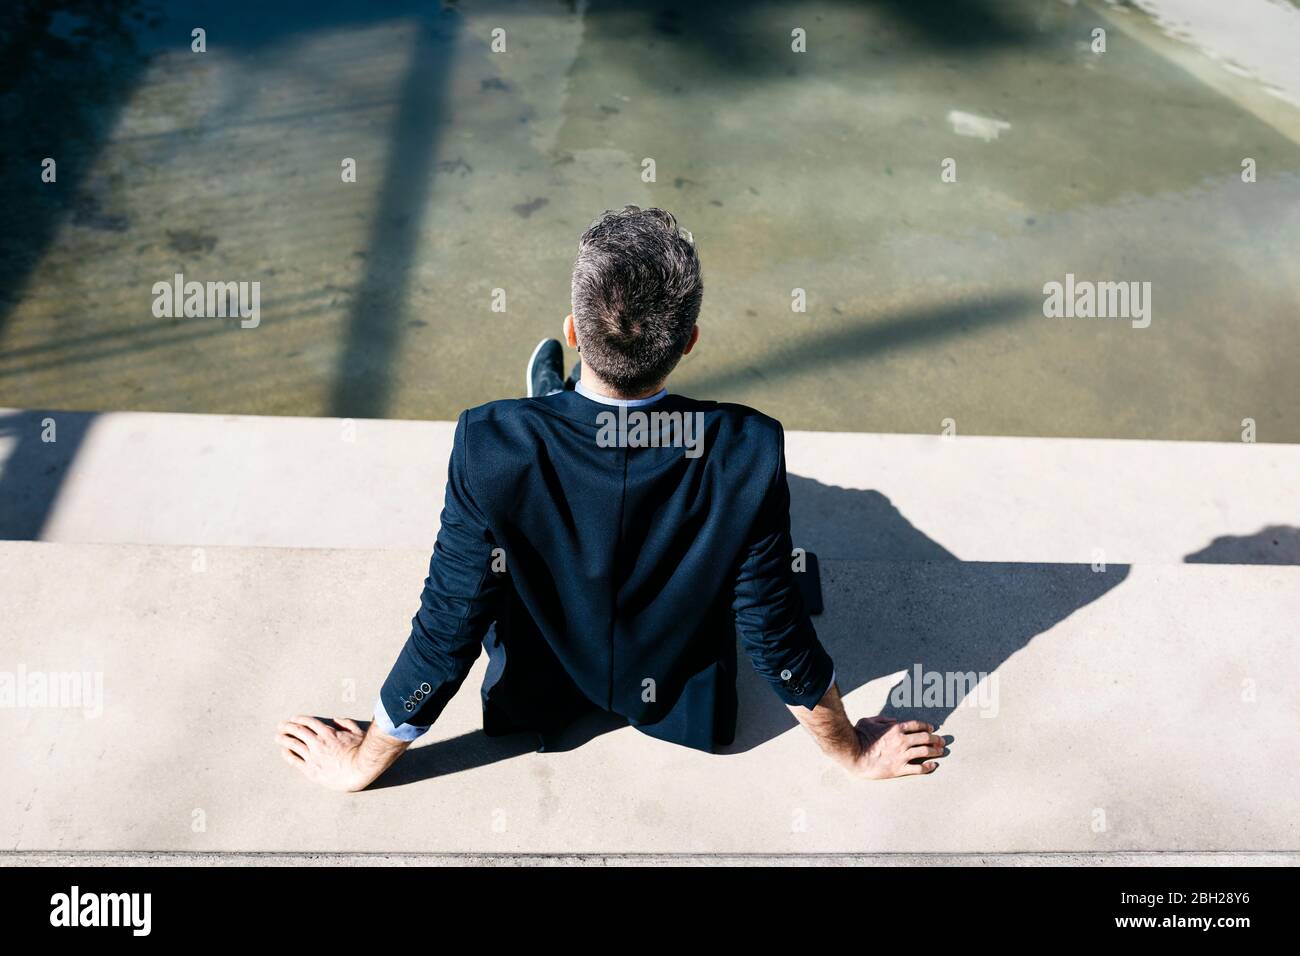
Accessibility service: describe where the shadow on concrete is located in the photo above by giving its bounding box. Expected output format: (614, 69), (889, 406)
(1184, 526), (1300, 566)
(723, 475), (1131, 749)
(0, 409), (94, 540)
(368, 708), (630, 789)
(365, 725), (534, 790)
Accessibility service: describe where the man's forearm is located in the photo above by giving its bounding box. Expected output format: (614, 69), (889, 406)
(352, 723), (411, 789)
(787, 682), (859, 768)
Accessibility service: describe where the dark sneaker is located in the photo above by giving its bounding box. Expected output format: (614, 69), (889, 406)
(565, 356), (582, 390)
(526, 338), (565, 397)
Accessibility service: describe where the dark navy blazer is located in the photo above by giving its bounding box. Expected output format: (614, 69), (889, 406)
(378, 389), (835, 752)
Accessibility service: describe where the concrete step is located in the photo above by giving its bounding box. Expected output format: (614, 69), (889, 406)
(3, 407), (1298, 565)
(2, 540), (1296, 854)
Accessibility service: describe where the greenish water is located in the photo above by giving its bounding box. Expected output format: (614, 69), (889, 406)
(2, 0), (1298, 441)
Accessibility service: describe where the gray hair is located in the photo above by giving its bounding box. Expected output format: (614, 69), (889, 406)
(571, 205), (703, 395)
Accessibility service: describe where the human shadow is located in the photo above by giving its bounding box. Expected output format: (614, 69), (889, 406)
(1184, 526), (1300, 566)
(722, 475), (1131, 750)
(365, 708), (630, 789)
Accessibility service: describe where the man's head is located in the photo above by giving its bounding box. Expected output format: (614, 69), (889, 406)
(567, 205), (703, 396)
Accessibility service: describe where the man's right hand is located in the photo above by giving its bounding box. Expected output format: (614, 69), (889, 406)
(788, 682), (945, 779)
(847, 715), (943, 778)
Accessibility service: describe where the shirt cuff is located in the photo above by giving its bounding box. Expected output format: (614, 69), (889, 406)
(372, 696), (431, 742)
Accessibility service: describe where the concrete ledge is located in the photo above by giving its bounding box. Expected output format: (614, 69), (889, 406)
(3, 408), (1298, 564)
(3, 540), (1297, 854)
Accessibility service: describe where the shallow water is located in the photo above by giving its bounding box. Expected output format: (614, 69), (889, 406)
(1, 0), (1298, 441)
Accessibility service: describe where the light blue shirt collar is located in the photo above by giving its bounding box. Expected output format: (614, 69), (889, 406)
(575, 380), (668, 407)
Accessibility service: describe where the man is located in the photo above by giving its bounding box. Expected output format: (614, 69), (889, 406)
(276, 205), (943, 791)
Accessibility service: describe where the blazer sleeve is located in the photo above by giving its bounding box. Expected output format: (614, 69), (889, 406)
(731, 423), (836, 709)
(379, 411), (506, 731)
